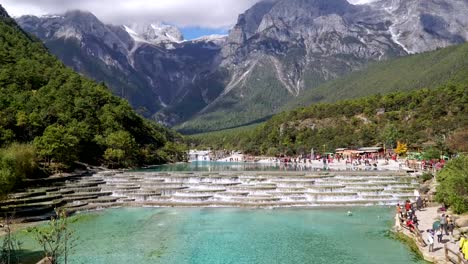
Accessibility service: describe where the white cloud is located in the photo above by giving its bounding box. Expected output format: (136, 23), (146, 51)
(0, 0), (261, 28)
(1, 0), (379, 28)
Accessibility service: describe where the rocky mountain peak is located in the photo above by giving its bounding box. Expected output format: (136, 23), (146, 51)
(125, 22), (184, 45)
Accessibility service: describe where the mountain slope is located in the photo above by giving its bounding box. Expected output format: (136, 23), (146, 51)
(179, 42), (468, 134)
(16, 12), (224, 121)
(190, 83), (468, 154)
(16, 0), (468, 133)
(291, 42), (468, 108)
(177, 0), (468, 133)
(0, 5), (184, 167)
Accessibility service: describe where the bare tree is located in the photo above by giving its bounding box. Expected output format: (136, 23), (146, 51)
(28, 209), (76, 264)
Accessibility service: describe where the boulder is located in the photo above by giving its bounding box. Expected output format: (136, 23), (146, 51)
(455, 215), (468, 227)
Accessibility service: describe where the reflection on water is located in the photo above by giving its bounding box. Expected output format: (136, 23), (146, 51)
(142, 161), (329, 172)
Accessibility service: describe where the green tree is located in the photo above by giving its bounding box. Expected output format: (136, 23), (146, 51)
(34, 125), (79, 165)
(435, 155), (468, 214)
(100, 130), (136, 167)
(422, 147), (441, 160)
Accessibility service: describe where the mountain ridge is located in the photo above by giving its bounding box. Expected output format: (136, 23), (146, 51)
(15, 0), (468, 132)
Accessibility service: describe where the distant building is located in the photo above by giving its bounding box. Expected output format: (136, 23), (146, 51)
(358, 147), (384, 154)
(188, 150), (212, 161)
(336, 147), (385, 159)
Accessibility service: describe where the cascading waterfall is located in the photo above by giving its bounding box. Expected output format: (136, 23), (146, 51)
(96, 171), (419, 206)
(0, 171), (420, 219)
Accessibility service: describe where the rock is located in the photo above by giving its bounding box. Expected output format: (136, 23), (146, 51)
(455, 215), (468, 227)
(458, 226), (468, 234)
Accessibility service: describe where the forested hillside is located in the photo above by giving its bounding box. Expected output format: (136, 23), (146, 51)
(0, 6), (185, 196)
(291, 43), (468, 108)
(181, 43), (468, 134)
(190, 84), (467, 155)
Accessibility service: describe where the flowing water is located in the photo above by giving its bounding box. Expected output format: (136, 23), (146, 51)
(11, 163), (424, 263)
(16, 207), (425, 264)
(144, 161), (334, 172)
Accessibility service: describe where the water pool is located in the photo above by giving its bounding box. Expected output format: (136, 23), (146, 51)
(17, 207), (425, 264)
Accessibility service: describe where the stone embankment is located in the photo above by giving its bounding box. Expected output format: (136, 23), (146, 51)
(0, 170), (419, 222)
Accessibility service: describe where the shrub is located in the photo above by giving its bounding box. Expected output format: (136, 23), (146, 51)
(0, 143), (40, 197)
(420, 172), (433, 183)
(435, 155), (468, 214)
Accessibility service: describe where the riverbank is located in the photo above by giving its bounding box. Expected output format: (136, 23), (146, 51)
(394, 206), (467, 263)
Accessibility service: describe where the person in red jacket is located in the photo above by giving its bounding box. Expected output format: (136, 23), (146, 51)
(405, 200), (411, 211)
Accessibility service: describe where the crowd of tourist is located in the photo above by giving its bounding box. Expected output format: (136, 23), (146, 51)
(397, 199), (424, 233)
(397, 199), (467, 260)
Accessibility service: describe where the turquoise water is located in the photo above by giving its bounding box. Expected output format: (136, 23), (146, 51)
(17, 207), (425, 264)
(143, 161), (326, 172)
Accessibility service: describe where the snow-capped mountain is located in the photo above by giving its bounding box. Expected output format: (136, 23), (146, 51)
(124, 22), (184, 45)
(16, 11), (223, 122)
(15, 0), (468, 131)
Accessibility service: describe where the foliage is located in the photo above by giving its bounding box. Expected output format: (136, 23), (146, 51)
(33, 125), (79, 165)
(422, 147), (442, 160)
(0, 11), (185, 170)
(293, 43), (468, 109)
(0, 215), (22, 264)
(395, 141), (408, 156)
(189, 84), (468, 155)
(27, 209), (75, 264)
(435, 155), (468, 214)
(0, 144), (39, 198)
(445, 129), (468, 153)
(420, 173), (433, 183)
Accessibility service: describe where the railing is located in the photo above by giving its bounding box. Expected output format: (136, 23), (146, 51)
(444, 245), (467, 264)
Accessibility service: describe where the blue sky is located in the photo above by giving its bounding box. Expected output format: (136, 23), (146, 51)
(181, 27), (228, 40)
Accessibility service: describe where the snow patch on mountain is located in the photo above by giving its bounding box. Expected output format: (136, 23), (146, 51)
(126, 22), (184, 45)
(124, 25), (151, 44)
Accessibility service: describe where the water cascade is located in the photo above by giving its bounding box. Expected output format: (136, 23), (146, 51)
(0, 171), (419, 220)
